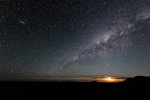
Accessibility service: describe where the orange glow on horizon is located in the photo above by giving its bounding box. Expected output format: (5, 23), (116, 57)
(96, 76), (125, 83)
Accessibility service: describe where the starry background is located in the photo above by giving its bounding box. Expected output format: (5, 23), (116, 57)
(1, 0), (150, 78)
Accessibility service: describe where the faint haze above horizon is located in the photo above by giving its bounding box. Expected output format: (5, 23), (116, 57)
(1, 0), (150, 78)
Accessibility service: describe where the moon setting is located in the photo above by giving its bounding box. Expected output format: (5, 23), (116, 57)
(96, 76), (126, 83)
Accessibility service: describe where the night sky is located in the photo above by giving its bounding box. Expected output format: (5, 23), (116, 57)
(1, 0), (150, 78)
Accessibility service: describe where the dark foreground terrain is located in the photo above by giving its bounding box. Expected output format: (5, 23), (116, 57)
(0, 76), (150, 100)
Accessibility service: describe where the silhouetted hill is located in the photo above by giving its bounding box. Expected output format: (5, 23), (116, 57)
(0, 76), (150, 100)
(124, 76), (150, 85)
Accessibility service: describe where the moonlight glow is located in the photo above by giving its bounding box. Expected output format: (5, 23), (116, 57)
(96, 76), (126, 83)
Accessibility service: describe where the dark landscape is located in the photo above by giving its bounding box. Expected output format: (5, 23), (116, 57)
(1, 76), (150, 100)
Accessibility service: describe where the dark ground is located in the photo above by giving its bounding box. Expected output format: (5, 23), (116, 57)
(0, 76), (150, 100)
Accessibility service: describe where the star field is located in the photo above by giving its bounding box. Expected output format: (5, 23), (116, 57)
(1, 0), (150, 78)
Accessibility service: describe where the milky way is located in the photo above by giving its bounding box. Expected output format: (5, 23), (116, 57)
(62, 8), (150, 71)
(1, 0), (150, 77)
